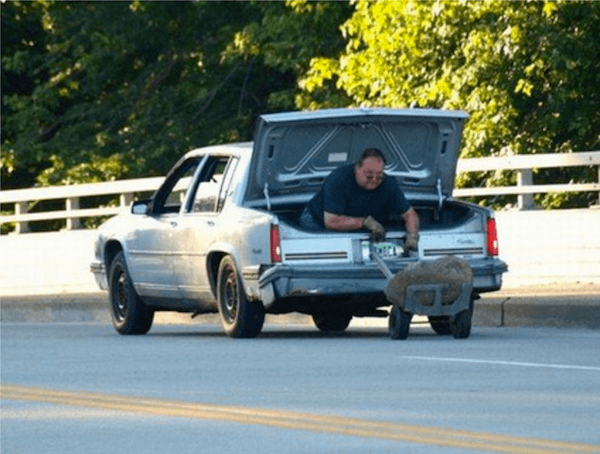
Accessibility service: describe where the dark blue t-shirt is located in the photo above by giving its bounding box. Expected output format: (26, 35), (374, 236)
(307, 164), (411, 228)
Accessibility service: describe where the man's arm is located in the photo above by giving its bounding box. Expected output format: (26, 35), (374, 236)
(325, 211), (386, 241)
(402, 207), (419, 235)
(324, 211), (365, 230)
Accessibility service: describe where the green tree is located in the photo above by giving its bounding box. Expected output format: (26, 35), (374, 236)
(222, 0), (352, 110)
(2, 1), (350, 190)
(2, 1), (260, 186)
(299, 0), (600, 208)
(1, 1), (49, 188)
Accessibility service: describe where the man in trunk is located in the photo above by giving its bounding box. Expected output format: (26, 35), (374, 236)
(299, 148), (419, 251)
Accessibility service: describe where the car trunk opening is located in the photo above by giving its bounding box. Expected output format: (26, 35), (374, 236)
(269, 198), (477, 233)
(245, 108), (469, 207)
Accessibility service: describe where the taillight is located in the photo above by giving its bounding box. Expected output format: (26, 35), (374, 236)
(270, 224), (282, 262)
(486, 218), (499, 256)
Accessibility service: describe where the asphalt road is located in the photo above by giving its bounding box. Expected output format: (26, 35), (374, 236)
(2, 321), (599, 454)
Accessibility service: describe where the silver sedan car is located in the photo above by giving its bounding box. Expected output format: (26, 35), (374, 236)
(91, 108), (507, 338)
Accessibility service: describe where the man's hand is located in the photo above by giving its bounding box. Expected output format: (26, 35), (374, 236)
(402, 208), (420, 252)
(404, 232), (419, 252)
(363, 216), (386, 242)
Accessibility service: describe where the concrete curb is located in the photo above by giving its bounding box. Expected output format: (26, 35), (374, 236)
(0, 292), (312, 326)
(1, 293), (110, 324)
(2, 287), (599, 329)
(474, 293), (600, 329)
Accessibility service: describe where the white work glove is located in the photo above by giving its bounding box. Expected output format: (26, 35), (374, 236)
(363, 216), (386, 242)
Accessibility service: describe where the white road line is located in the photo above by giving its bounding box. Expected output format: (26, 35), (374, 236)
(400, 356), (600, 371)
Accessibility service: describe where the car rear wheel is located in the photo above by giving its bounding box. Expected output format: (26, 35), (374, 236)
(428, 316), (452, 335)
(389, 306), (411, 340)
(108, 251), (154, 335)
(217, 255), (265, 338)
(312, 312), (352, 333)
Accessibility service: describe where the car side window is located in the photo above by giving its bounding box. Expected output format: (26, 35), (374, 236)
(155, 158), (203, 214)
(190, 156), (235, 213)
(216, 157), (238, 212)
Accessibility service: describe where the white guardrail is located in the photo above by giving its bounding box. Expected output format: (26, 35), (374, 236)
(1, 151), (599, 234)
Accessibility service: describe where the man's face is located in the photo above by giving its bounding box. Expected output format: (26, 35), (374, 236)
(355, 157), (384, 190)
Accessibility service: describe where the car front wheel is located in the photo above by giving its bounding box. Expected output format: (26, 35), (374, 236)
(108, 251), (154, 335)
(217, 255), (265, 338)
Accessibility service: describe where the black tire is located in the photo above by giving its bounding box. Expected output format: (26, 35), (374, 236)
(108, 251), (154, 335)
(312, 312), (352, 333)
(429, 316), (452, 335)
(451, 309), (472, 339)
(389, 306), (411, 340)
(217, 255), (265, 338)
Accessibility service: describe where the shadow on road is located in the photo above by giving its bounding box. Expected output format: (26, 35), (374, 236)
(140, 323), (510, 341)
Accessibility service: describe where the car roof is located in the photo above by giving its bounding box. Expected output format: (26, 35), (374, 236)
(182, 142), (253, 159)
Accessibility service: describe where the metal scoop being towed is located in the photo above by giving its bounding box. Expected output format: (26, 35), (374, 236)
(368, 241), (474, 340)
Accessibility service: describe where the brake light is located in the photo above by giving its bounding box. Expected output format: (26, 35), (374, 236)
(270, 224), (282, 262)
(486, 218), (499, 256)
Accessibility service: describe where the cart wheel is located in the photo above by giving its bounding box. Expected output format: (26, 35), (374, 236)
(451, 309), (472, 339)
(389, 306), (411, 340)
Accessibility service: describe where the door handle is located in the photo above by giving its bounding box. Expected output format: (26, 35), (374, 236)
(207, 221), (215, 227)
(170, 221), (178, 227)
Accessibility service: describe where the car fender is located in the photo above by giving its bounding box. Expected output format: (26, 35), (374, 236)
(205, 243), (241, 295)
(205, 218), (272, 303)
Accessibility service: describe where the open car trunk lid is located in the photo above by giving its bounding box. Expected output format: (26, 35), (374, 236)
(245, 108), (469, 205)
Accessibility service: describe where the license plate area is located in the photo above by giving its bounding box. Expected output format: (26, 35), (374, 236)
(361, 240), (404, 261)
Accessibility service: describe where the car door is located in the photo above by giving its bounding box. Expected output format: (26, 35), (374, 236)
(171, 155), (239, 302)
(126, 157), (204, 300)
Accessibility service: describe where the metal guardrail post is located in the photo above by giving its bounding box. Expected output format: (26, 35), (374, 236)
(15, 202), (29, 234)
(120, 193), (133, 209)
(517, 169), (535, 210)
(65, 197), (81, 230)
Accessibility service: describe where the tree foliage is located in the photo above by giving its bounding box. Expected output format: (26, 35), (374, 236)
(2, 0), (599, 209)
(299, 0), (600, 208)
(1, 0), (350, 188)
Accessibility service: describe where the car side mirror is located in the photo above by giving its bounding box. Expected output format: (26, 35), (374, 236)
(131, 200), (150, 215)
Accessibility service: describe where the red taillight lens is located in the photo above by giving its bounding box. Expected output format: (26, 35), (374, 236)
(486, 218), (499, 256)
(270, 224), (282, 262)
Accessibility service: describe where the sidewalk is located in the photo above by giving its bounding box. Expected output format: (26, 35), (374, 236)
(2, 282), (599, 329)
